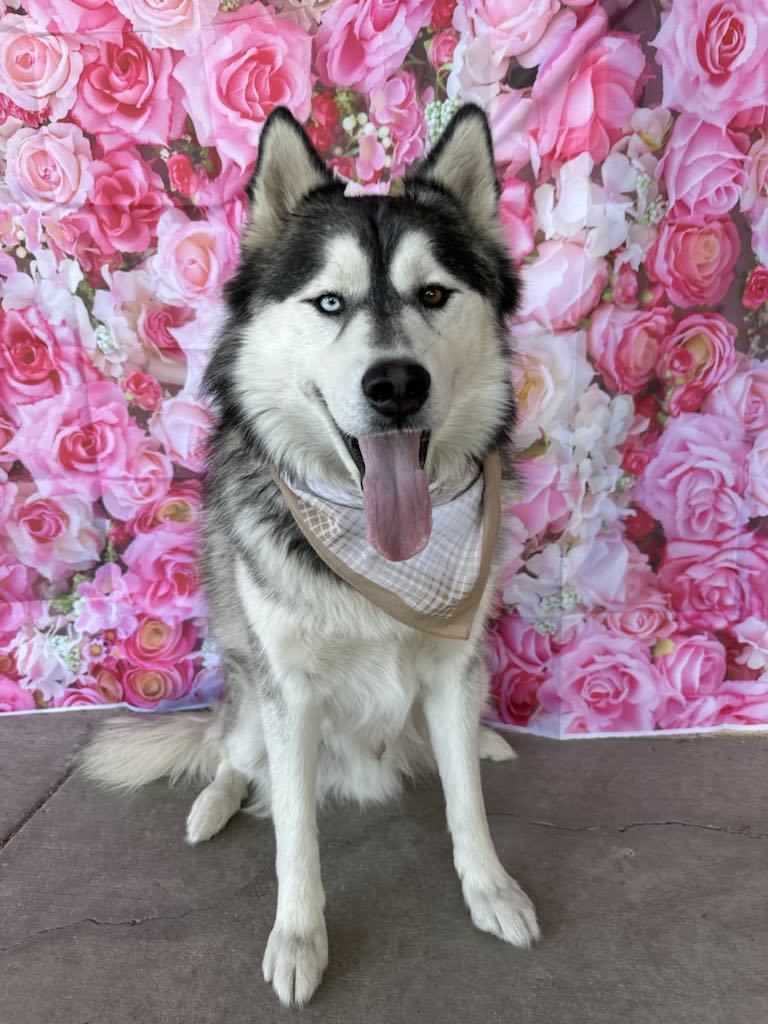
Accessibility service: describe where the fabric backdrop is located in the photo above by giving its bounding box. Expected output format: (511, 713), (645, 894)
(1, 0), (768, 736)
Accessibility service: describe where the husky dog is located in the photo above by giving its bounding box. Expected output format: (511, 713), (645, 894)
(81, 104), (539, 1007)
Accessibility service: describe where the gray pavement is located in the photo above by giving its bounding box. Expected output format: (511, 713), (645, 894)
(1, 710), (766, 1024)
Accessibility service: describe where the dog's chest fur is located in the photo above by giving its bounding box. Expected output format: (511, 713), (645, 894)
(201, 426), (500, 797)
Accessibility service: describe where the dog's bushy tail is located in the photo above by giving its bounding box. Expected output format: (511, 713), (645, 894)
(78, 711), (222, 792)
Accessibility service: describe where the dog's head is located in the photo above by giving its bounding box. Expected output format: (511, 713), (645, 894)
(206, 105), (518, 560)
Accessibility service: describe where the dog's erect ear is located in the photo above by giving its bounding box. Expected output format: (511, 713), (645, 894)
(245, 107), (336, 250)
(406, 105), (500, 231)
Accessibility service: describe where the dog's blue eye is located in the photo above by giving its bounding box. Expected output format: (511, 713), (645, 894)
(316, 294), (345, 315)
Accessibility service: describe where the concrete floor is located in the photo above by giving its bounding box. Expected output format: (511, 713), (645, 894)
(1, 712), (766, 1024)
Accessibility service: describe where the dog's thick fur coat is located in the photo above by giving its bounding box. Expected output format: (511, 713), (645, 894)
(81, 105), (539, 1007)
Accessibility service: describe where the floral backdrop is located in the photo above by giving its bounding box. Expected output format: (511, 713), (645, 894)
(1, 0), (768, 736)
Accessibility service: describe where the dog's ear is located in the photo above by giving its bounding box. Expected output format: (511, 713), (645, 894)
(245, 108), (336, 250)
(406, 105), (500, 232)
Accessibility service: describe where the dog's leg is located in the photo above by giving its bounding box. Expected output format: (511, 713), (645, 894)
(261, 679), (327, 1008)
(185, 759), (249, 845)
(423, 658), (539, 947)
(479, 726), (517, 762)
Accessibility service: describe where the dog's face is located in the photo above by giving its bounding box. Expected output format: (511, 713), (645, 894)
(206, 106), (519, 559)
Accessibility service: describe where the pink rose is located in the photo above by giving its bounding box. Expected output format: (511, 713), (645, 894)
(428, 29), (458, 69)
(126, 479), (201, 535)
(519, 239), (609, 331)
(0, 14), (83, 120)
(123, 614), (197, 667)
(0, 304), (98, 415)
(138, 302), (192, 362)
(72, 28), (185, 147)
(53, 685), (117, 708)
(600, 560), (675, 644)
(0, 553), (39, 646)
(0, 410), (15, 468)
(487, 613), (554, 727)
(149, 209), (230, 304)
(612, 262), (639, 309)
(635, 413), (748, 543)
(150, 392), (213, 473)
(122, 660), (195, 709)
(588, 304), (674, 395)
(306, 92), (341, 153)
(566, 530), (644, 611)
(315, 0), (432, 92)
(81, 148), (169, 255)
(85, 665), (125, 704)
(0, 674), (36, 713)
(536, 624), (662, 734)
(741, 132), (768, 222)
(716, 681), (768, 726)
(3, 481), (106, 583)
(123, 371), (163, 411)
(0, 93), (44, 127)
(659, 536), (768, 633)
(499, 177), (534, 262)
(23, 0), (126, 35)
(6, 382), (145, 499)
(167, 153), (200, 198)
(51, 211), (123, 286)
(703, 355), (768, 437)
(5, 123), (93, 218)
(113, 0), (218, 54)
(368, 71), (425, 178)
(743, 265), (768, 310)
(174, 8), (312, 171)
(101, 441), (174, 520)
(356, 134), (387, 183)
(746, 429), (768, 516)
(488, 89), (536, 173)
(122, 524), (203, 623)
(534, 7), (647, 166)
(598, 536), (675, 638)
(432, 0), (455, 27)
(646, 214), (739, 307)
(461, 0), (560, 64)
(659, 115), (746, 217)
(732, 617), (768, 674)
(654, 634), (727, 728)
(514, 454), (577, 538)
(656, 312), (737, 415)
(652, 0), (768, 127)
(74, 564), (138, 638)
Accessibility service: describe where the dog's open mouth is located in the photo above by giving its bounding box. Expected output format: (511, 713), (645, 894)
(342, 430), (430, 480)
(341, 429), (432, 563)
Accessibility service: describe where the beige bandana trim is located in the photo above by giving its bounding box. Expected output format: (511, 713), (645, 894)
(271, 451), (501, 639)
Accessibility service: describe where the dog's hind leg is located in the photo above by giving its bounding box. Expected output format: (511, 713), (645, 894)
(479, 726), (517, 762)
(186, 759), (249, 845)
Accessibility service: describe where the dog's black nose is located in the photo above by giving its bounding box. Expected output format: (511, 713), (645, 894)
(362, 360), (431, 419)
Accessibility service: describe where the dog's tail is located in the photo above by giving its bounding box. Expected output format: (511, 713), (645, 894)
(77, 710), (222, 792)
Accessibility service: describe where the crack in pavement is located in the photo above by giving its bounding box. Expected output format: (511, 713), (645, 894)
(0, 879), (261, 956)
(519, 817), (767, 839)
(0, 766), (74, 855)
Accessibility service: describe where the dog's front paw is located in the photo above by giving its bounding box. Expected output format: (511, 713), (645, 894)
(463, 873), (540, 948)
(262, 921), (328, 1008)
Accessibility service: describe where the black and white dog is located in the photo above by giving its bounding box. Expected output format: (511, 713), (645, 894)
(83, 105), (539, 1007)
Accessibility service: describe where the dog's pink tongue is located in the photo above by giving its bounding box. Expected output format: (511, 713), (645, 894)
(358, 432), (431, 562)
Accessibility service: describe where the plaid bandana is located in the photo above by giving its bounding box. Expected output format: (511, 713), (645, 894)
(272, 452), (501, 639)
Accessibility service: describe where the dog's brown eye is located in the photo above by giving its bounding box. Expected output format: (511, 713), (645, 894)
(418, 285), (449, 309)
